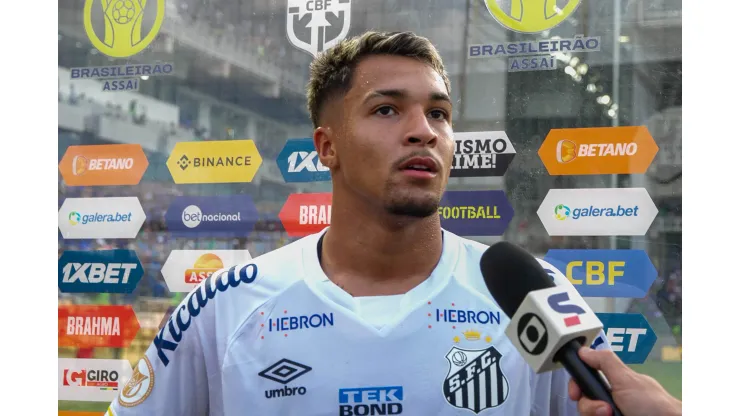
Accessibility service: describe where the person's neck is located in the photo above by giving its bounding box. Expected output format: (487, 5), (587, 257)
(320, 190), (444, 297)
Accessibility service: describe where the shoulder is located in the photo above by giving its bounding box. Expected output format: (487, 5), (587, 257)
(153, 234), (320, 366)
(446, 231), (578, 297)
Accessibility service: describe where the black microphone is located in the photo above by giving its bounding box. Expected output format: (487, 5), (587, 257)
(480, 241), (623, 416)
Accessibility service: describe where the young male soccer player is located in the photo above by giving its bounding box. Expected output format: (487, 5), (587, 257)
(108, 31), (610, 415)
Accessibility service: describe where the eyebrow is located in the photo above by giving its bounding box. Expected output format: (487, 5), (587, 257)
(362, 89), (452, 105)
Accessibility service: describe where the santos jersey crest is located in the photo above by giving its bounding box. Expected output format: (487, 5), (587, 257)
(443, 346), (510, 413)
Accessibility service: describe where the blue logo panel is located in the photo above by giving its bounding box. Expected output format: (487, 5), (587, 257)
(543, 249), (657, 298)
(164, 195), (258, 237)
(595, 313), (657, 364)
(277, 138), (331, 183)
(58, 249), (144, 294)
(439, 190), (514, 236)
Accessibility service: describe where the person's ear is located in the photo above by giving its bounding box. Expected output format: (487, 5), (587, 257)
(314, 126), (339, 170)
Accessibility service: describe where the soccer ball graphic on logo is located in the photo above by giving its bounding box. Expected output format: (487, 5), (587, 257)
(451, 351), (467, 367)
(111, 0), (136, 24)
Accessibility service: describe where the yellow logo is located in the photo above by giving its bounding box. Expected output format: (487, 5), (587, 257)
(167, 140), (263, 184)
(463, 329), (481, 341)
(83, 0), (166, 58)
(556, 139), (577, 163)
(484, 0), (581, 33)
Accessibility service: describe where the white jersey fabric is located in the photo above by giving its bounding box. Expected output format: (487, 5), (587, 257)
(109, 228), (610, 416)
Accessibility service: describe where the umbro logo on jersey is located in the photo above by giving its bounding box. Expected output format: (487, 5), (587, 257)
(443, 346), (509, 413)
(259, 358), (311, 399)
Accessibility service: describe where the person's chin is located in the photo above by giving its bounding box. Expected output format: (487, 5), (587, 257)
(384, 194), (440, 218)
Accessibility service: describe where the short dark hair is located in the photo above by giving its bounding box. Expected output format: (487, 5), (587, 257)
(306, 31), (450, 128)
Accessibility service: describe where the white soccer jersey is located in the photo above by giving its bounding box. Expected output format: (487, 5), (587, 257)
(109, 228), (610, 415)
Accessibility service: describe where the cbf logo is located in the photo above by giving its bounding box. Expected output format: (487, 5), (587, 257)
(77, 0), (173, 91)
(443, 346), (509, 413)
(287, 0), (352, 57)
(483, 0), (581, 33)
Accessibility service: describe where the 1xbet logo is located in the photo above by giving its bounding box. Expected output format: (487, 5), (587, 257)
(58, 250), (144, 294)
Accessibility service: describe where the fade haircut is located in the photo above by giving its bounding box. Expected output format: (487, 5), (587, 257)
(306, 31), (451, 128)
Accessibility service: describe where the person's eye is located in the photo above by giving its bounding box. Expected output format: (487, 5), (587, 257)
(374, 106), (398, 116)
(429, 109), (449, 120)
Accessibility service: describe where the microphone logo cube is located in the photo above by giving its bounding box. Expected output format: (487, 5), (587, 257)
(505, 285), (603, 373)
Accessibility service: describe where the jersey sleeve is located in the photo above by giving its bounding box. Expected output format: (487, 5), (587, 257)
(532, 258), (613, 415)
(106, 288), (212, 416)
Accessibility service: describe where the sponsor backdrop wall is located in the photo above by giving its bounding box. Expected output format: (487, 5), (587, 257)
(58, 0), (682, 411)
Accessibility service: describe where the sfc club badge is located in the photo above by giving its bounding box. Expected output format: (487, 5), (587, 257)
(443, 346), (509, 413)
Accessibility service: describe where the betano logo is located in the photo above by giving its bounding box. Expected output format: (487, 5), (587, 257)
(539, 126), (658, 175)
(554, 204), (639, 220)
(83, 0), (166, 58)
(484, 0), (581, 33)
(556, 140), (638, 164)
(185, 253), (225, 284)
(167, 140), (263, 184)
(59, 144), (148, 186)
(555, 140), (577, 163)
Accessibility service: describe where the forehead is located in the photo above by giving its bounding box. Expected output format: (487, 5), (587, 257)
(348, 55), (447, 98)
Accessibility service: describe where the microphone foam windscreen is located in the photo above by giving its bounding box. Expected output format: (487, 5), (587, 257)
(479, 241), (555, 318)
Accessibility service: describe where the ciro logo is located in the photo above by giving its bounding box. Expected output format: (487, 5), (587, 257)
(83, 0), (166, 59)
(69, 212), (81, 225)
(517, 313), (548, 355)
(181, 205), (202, 228)
(483, 0), (582, 34)
(554, 204), (571, 221)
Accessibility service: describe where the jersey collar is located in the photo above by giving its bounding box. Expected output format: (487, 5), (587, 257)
(300, 227), (462, 313)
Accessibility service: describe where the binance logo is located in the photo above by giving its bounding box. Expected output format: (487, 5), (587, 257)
(177, 155), (191, 171)
(166, 140), (262, 184)
(556, 140), (577, 164)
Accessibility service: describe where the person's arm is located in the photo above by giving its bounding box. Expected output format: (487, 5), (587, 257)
(568, 348), (681, 416)
(107, 293), (211, 415)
